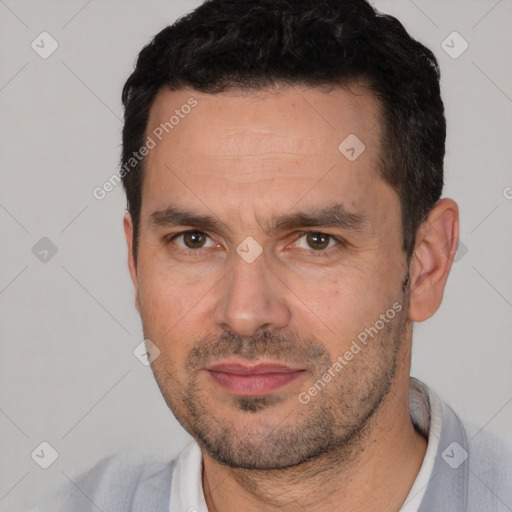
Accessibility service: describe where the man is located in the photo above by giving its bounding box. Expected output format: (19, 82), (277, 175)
(35, 0), (512, 510)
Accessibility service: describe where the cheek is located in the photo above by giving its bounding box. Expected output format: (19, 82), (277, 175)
(295, 263), (401, 351)
(136, 264), (213, 356)
(305, 281), (374, 346)
(138, 274), (181, 321)
(137, 255), (207, 316)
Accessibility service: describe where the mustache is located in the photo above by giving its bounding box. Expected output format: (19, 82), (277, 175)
(186, 331), (331, 372)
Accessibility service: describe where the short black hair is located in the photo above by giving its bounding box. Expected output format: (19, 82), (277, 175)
(121, 0), (445, 263)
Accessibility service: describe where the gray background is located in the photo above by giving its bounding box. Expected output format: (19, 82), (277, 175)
(1, 0), (511, 510)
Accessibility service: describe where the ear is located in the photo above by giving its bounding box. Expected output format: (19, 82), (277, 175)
(123, 212), (141, 314)
(408, 198), (459, 322)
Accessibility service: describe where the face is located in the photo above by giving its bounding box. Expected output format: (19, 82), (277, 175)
(125, 85), (412, 469)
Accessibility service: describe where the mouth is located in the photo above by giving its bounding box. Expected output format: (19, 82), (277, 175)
(205, 360), (306, 396)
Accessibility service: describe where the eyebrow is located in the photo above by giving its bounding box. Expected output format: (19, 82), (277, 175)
(148, 203), (369, 235)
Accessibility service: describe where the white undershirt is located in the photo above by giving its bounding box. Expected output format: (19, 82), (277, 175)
(169, 378), (442, 512)
(399, 378), (442, 511)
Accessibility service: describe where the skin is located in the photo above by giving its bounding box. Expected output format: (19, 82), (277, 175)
(124, 84), (459, 511)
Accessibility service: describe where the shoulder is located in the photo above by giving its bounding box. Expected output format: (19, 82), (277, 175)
(30, 451), (175, 512)
(464, 421), (512, 511)
(412, 379), (512, 511)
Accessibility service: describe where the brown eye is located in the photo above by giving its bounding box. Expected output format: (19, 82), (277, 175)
(171, 230), (215, 251)
(305, 232), (331, 250)
(182, 231), (208, 249)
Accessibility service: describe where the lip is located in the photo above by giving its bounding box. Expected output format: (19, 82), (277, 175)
(206, 361), (306, 396)
(208, 362), (302, 374)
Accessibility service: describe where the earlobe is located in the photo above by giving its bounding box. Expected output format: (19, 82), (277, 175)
(408, 198), (459, 323)
(123, 212), (141, 314)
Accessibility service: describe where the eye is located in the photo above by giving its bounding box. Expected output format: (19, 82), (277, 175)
(170, 230), (217, 250)
(293, 232), (339, 252)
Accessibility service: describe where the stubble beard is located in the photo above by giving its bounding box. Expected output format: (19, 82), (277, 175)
(149, 292), (410, 471)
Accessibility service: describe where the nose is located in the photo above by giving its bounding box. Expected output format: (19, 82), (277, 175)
(211, 247), (291, 337)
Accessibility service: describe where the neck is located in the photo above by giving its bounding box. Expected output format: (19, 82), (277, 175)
(202, 375), (427, 512)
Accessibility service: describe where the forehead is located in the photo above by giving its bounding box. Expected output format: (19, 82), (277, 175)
(142, 84), (394, 226)
(147, 84), (381, 156)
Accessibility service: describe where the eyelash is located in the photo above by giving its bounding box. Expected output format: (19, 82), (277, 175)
(165, 230), (344, 257)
